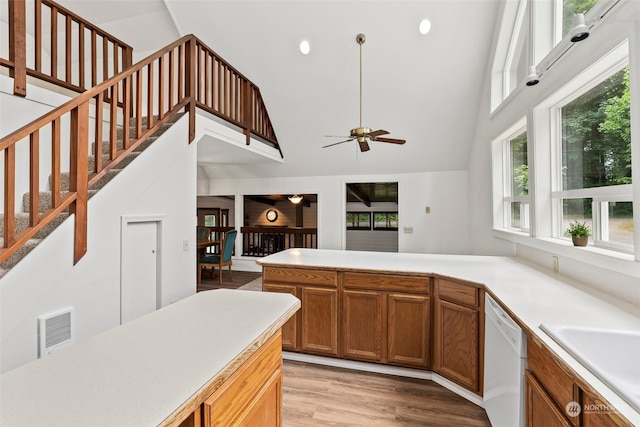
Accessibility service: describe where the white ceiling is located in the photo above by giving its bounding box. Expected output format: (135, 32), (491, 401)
(60, 0), (501, 179)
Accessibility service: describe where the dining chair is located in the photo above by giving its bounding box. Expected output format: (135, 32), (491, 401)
(198, 229), (237, 285)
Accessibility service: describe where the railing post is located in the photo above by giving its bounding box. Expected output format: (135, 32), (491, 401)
(69, 103), (89, 264)
(8, 0), (27, 96)
(242, 79), (252, 145)
(184, 37), (196, 142)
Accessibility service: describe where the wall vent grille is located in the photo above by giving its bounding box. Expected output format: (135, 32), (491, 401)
(38, 308), (73, 357)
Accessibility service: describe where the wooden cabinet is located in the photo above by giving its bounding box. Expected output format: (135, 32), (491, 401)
(525, 370), (573, 427)
(341, 272), (430, 368)
(432, 278), (483, 394)
(263, 267), (338, 356)
(526, 336), (633, 427)
(202, 332), (283, 427)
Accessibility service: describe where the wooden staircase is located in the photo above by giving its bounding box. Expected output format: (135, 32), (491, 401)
(0, 114), (183, 277)
(1, 0), (281, 278)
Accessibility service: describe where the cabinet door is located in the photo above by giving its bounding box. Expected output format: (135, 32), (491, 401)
(433, 298), (480, 392)
(525, 370), (572, 427)
(300, 287), (338, 355)
(387, 293), (430, 368)
(342, 290), (384, 362)
(582, 391), (631, 427)
(263, 284), (299, 350)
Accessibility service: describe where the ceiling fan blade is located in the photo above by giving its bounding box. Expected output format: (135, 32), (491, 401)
(324, 135), (350, 138)
(322, 138), (355, 148)
(358, 139), (371, 152)
(373, 137), (406, 145)
(368, 129), (389, 138)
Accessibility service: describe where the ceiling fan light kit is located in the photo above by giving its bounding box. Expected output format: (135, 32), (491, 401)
(323, 33), (406, 153)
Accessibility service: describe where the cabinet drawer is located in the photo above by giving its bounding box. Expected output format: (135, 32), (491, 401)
(263, 267), (336, 287)
(343, 272), (430, 294)
(527, 336), (577, 426)
(436, 278), (479, 307)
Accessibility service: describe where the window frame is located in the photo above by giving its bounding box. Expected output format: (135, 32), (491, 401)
(346, 211), (372, 231)
(372, 212), (399, 231)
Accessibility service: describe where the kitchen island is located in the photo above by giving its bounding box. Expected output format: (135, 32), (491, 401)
(0, 289), (300, 427)
(258, 248), (640, 426)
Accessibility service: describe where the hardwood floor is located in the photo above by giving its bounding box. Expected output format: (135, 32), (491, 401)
(196, 270), (261, 292)
(282, 361), (491, 427)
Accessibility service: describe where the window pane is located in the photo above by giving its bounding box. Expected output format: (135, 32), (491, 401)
(358, 213), (371, 228)
(562, 0), (598, 36)
(602, 201), (634, 246)
(204, 215), (216, 227)
(562, 198), (593, 236)
(346, 213), (355, 228)
(510, 132), (528, 196)
(561, 68), (631, 190)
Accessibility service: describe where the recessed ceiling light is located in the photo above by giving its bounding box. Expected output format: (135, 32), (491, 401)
(299, 40), (310, 55)
(419, 18), (432, 35)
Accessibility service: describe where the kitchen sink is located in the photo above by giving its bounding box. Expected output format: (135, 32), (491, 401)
(540, 324), (640, 412)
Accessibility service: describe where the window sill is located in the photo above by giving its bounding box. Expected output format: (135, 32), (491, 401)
(492, 228), (640, 278)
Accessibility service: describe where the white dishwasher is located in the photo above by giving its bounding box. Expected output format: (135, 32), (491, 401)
(483, 294), (527, 427)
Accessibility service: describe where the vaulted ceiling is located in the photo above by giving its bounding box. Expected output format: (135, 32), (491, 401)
(59, 0), (501, 180)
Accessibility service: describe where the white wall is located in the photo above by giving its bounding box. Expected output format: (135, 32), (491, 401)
(0, 115), (197, 373)
(207, 170), (469, 271)
(467, 1), (640, 304)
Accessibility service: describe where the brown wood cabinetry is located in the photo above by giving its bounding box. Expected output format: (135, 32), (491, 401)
(432, 278), (483, 394)
(341, 272), (430, 368)
(526, 336), (633, 427)
(525, 370), (573, 427)
(263, 267), (338, 356)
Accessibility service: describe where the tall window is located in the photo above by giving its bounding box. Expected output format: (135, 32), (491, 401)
(556, 66), (632, 251)
(504, 130), (530, 231)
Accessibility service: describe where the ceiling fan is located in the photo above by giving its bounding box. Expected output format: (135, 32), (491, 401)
(323, 33), (406, 152)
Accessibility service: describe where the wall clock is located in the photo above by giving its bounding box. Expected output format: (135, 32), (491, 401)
(266, 209), (278, 222)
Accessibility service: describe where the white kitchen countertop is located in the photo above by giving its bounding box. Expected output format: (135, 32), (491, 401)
(0, 289), (300, 427)
(258, 248), (640, 424)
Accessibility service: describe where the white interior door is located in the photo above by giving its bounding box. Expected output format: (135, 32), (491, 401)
(121, 218), (160, 324)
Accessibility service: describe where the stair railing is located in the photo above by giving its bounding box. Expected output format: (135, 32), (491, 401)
(1, 33), (281, 267)
(2, 0), (133, 97)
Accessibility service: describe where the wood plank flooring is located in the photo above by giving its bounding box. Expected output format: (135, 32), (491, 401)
(196, 270), (261, 292)
(283, 361), (491, 427)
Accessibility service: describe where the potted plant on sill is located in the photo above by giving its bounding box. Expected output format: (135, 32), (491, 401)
(566, 220), (591, 247)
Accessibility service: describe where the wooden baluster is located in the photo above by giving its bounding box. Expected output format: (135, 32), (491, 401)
(50, 118), (61, 207)
(218, 60), (223, 112)
(147, 61), (154, 129)
(93, 93), (103, 173)
(135, 70), (142, 138)
(79, 22), (85, 90)
(3, 145), (16, 247)
(122, 76), (130, 149)
(69, 103), (89, 264)
(65, 14), (71, 85)
(109, 85), (117, 159)
(50, 5), (57, 79)
(242, 80), (251, 144)
(168, 49), (174, 110)
(158, 56), (165, 120)
(177, 45), (184, 100)
(102, 35), (108, 84)
(113, 43), (119, 76)
(8, 0), (27, 96)
(29, 131), (40, 226)
(35, 0), (42, 74)
(91, 30), (97, 88)
(205, 52), (210, 107)
(185, 39), (196, 142)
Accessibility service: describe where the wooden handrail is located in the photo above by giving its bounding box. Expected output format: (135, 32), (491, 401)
(4, 0), (133, 97)
(2, 26), (281, 267)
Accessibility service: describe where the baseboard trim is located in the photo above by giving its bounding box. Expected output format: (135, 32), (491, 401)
(282, 352), (485, 407)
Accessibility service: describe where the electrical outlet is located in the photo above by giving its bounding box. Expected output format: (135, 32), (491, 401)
(403, 226), (414, 234)
(552, 256), (559, 272)
(425, 206), (431, 214)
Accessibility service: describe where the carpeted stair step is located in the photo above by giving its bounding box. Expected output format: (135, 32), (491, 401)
(22, 190), (99, 213)
(0, 212), (69, 239)
(0, 237), (42, 270)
